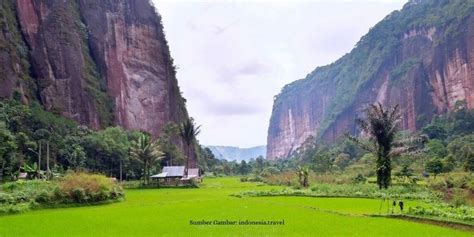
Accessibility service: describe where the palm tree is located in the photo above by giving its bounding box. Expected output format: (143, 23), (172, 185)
(348, 103), (424, 189)
(130, 133), (164, 185)
(179, 118), (201, 175)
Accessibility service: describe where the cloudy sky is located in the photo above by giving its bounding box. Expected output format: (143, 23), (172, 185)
(154, 0), (406, 148)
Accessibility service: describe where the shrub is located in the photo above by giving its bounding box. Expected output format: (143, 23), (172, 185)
(468, 180), (474, 192)
(0, 193), (13, 204)
(0, 172), (124, 215)
(35, 190), (51, 203)
(352, 174), (367, 184)
(71, 188), (87, 203)
(450, 188), (468, 207)
(408, 203), (474, 223)
(240, 175), (263, 183)
(59, 172), (123, 203)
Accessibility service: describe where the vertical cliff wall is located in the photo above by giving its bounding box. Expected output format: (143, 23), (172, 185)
(0, 0), (35, 102)
(77, 0), (188, 136)
(0, 0), (188, 139)
(267, 0), (474, 160)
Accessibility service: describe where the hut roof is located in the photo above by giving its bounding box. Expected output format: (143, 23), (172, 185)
(151, 166), (185, 178)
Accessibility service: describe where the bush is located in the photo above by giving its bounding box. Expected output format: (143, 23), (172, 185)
(71, 188), (87, 203)
(408, 203), (474, 223)
(0, 193), (14, 204)
(0, 172), (124, 215)
(34, 190), (51, 203)
(352, 174), (367, 184)
(240, 175), (263, 183)
(59, 172), (123, 203)
(468, 180), (474, 192)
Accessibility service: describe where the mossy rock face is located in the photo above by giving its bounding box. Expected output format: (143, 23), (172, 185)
(268, 0), (474, 159)
(0, 0), (189, 138)
(5, 0), (116, 128)
(0, 0), (35, 101)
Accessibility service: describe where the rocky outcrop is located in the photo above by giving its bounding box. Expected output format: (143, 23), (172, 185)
(267, 0), (474, 160)
(0, 0), (188, 139)
(77, 0), (188, 136)
(0, 0), (35, 102)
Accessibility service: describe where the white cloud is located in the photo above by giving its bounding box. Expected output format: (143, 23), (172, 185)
(154, 0), (405, 147)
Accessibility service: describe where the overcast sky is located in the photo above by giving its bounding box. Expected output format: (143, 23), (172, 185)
(154, 0), (406, 148)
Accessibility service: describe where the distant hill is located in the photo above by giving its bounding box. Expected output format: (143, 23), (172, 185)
(206, 145), (266, 162)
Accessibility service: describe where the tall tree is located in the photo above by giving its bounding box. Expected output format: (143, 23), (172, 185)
(179, 118), (201, 175)
(0, 121), (17, 181)
(130, 133), (164, 185)
(349, 103), (423, 189)
(33, 128), (50, 176)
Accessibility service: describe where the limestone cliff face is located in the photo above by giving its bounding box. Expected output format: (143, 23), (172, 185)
(267, 0), (474, 160)
(0, 0), (188, 138)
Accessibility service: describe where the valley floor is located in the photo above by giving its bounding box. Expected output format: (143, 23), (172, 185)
(0, 177), (471, 236)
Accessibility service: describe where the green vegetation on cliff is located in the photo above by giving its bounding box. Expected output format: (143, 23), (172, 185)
(0, 0), (36, 101)
(72, 1), (114, 127)
(271, 0), (474, 137)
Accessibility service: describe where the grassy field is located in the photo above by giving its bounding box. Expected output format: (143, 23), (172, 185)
(0, 177), (471, 236)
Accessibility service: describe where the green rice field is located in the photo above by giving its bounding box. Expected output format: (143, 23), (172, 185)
(0, 177), (471, 236)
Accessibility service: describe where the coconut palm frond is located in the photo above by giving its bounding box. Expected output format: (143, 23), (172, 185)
(129, 133), (165, 185)
(346, 133), (376, 153)
(179, 118), (201, 145)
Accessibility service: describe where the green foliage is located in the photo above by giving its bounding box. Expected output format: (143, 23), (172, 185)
(446, 135), (474, 168)
(0, 0), (36, 99)
(240, 175), (263, 183)
(58, 172), (123, 203)
(58, 136), (86, 169)
(389, 58), (422, 83)
(425, 158), (444, 178)
(0, 173), (123, 215)
(422, 123), (448, 140)
(352, 174), (367, 184)
(0, 100), (196, 182)
(349, 104), (423, 189)
(296, 166), (310, 188)
(426, 139), (447, 158)
(129, 133), (164, 185)
(395, 164), (417, 184)
(334, 153), (351, 170)
(81, 126), (130, 178)
(179, 118), (201, 171)
(0, 121), (17, 166)
(236, 183), (439, 201)
(238, 160), (252, 175)
(422, 107), (474, 140)
(418, 108), (474, 174)
(157, 122), (185, 166)
(464, 154), (474, 173)
(408, 203), (474, 223)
